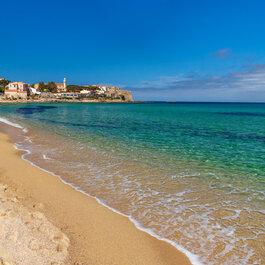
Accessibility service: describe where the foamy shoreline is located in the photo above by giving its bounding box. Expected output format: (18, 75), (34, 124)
(0, 119), (195, 265)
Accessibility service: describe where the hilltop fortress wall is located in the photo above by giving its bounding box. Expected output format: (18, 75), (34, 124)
(106, 87), (133, 102)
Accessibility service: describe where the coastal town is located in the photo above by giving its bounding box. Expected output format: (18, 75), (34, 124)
(0, 77), (133, 102)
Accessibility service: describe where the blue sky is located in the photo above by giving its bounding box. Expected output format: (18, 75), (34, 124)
(1, 0), (265, 101)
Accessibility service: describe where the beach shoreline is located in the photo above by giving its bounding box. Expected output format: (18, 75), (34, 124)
(0, 99), (137, 104)
(0, 130), (193, 265)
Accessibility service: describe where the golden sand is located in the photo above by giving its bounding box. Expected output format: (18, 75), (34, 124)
(0, 132), (192, 265)
(0, 182), (69, 264)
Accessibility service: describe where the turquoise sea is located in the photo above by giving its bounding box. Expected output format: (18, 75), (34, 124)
(0, 102), (264, 264)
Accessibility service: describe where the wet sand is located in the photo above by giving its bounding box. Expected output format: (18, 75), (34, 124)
(0, 132), (192, 265)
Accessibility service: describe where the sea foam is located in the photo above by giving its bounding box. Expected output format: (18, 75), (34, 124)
(11, 140), (203, 265)
(0, 117), (26, 131)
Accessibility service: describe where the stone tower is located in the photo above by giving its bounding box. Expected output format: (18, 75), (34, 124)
(63, 78), (66, 89)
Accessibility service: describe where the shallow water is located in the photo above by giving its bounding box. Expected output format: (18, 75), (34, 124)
(0, 102), (264, 264)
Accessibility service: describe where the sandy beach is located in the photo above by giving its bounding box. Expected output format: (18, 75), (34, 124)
(0, 131), (192, 265)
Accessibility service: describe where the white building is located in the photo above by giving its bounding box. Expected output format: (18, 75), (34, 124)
(29, 87), (41, 95)
(60, 92), (81, 98)
(95, 85), (108, 95)
(80, 89), (92, 95)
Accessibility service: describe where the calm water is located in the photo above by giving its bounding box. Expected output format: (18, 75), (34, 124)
(0, 102), (264, 264)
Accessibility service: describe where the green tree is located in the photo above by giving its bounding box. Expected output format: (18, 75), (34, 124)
(0, 79), (10, 91)
(47, 81), (57, 93)
(38, 81), (47, 92)
(67, 85), (99, 92)
(67, 85), (83, 92)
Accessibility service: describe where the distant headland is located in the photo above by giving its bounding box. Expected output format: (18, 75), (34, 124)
(0, 77), (133, 103)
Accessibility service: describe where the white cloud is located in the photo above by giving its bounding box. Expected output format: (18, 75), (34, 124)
(128, 64), (265, 102)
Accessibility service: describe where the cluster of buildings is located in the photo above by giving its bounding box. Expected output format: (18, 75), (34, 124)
(2, 78), (133, 102)
(34, 78), (67, 93)
(4, 81), (32, 99)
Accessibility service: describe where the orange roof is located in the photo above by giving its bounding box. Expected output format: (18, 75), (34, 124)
(10, 82), (30, 85)
(56, 83), (64, 86)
